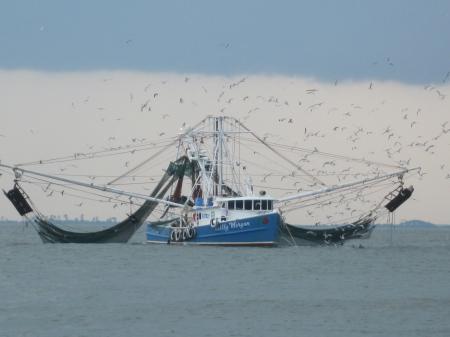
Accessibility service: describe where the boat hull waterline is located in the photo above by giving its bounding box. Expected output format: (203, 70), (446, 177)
(146, 212), (280, 246)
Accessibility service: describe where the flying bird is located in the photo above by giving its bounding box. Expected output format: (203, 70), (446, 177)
(443, 71), (450, 83)
(305, 88), (318, 94)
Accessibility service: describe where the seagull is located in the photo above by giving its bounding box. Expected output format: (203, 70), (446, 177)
(305, 88), (318, 94)
(442, 71), (450, 83)
(425, 145), (435, 152)
(307, 102), (323, 111)
(436, 90), (446, 100)
(443, 71), (450, 83)
(140, 100), (150, 112)
(386, 57), (394, 66)
(323, 160), (336, 167)
(261, 173), (272, 182)
(418, 170), (427, 177)
(382, 127), (392, 135)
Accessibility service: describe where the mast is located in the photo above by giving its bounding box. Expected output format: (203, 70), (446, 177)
(213, 116), (224, 197)
(219, 116), (224, 197)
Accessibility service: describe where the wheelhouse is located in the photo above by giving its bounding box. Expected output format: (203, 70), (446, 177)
(219, 197), (274, 211)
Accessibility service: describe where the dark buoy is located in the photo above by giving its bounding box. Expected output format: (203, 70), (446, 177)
(3, 185), (33, 216)
(385, 186), (414, 212)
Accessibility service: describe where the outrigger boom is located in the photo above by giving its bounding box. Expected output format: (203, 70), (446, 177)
(275, 167), (419, 203)
(0, 162), (418, 208)
(0, 163), (185, 208)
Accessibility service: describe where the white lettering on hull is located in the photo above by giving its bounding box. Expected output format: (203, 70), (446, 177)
(217, 221), (251, 232)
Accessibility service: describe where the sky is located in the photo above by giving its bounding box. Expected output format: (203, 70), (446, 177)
(1, 0), (450, 83)
(0, 1), (449, 224)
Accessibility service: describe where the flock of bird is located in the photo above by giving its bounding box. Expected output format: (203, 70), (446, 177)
(1, 69), (449, 223)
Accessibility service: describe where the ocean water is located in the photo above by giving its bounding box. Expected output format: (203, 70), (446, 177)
(1, 222), (449, 337)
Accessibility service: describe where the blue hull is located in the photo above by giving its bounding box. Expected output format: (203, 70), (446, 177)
(146, 212), (280, 246)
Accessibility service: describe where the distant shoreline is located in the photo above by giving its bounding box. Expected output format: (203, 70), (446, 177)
(0, 219), (448, 227)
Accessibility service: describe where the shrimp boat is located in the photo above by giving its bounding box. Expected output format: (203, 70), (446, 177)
(2, 116), (416, 245)
(145, 116), (415, 246)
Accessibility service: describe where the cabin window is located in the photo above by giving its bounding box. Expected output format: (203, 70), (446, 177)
(262, 200), (268, 210)
(268, 200), (273, 210)
(245, 200), (252, 210)
(228, 201), (235, 210)
(254, 200), (261, 210)
(236, 200), (243, 210)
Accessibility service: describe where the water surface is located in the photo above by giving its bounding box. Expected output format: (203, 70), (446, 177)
(1, 223), (449, 337)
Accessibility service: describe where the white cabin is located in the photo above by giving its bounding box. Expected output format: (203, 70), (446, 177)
(190, 196), (275, 227)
